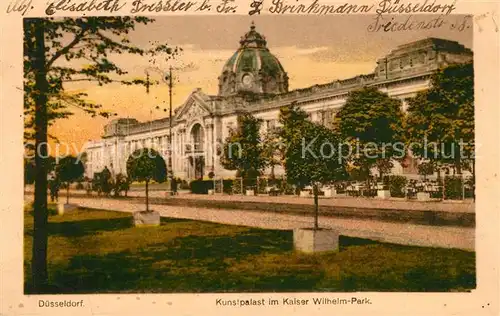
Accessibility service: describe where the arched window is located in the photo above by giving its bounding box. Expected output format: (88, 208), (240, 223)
(191, 123), (205, 152)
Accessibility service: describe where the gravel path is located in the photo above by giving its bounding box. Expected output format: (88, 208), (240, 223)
(69, 197), (474, 251)
(125, 191), (475, 213)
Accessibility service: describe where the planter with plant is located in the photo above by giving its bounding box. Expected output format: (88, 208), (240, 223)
(280, 105), (347, 253)
(55, 156), (85, 215)
(126, 148), (167, 226)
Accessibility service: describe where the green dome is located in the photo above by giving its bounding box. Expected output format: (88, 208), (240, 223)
(218, 22), (289, 96)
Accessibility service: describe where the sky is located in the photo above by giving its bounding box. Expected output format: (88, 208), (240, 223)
(47, 15), (472, 154)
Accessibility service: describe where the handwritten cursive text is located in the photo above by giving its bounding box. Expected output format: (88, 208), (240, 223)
(376, 0), (456, 17)
(6, 0), (32, 15)
(45, 0), (126, 15)
(269, 0), (373, 14)
(130, 0), (197, 13)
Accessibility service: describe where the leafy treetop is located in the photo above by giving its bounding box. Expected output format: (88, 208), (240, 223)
(334, 86), (406, 177)
(23, 17), (181, 143)
(55, 156), (85, 183)
(126, 148), (167, 183)
(280, 104), (347, 188)
(406, 62), (474, 173)
(220, 113), (267, 178)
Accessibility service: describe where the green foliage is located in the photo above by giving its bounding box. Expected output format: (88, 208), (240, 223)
(385, 175), (408, 198)
(25, 156), (57, 184)
(112, 173), (130, 197)
(257, 178), (269, 194)
(262, 126), (284, 179)
(23, 17), (181, 144)
(418, 162), (435, 179)
(23, 209), (476, 293)
(24, 159), (36, 185)
(347, 165), (371, 182)
(220, 113), (267, 179)
(232, 178), (243, 194)
(189, 179), (214, 194)
(280, 105), (347, 189)
(406, 63), (474, 173)
(92, 167), (112, 196)
(55, 155), (85, 203)
(334, 87), (405, 177)
(126, 148), (167, 184)
(127, 148), (166, 211)
(24, 16), (180, 292)
(55, 156), (85, 184)
(444, 176), (464, 200)
(280, 104), (348, 229)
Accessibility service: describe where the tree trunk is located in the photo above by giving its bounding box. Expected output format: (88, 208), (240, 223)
(66, 183), (70, 204)
(472, 159), (475, 201)
(378, 166), (384, 182)
(313, 184), (319, 230)
(31, 18), (49, 293)
(145, 180), (149, 212)
(456, 156), (462, 175)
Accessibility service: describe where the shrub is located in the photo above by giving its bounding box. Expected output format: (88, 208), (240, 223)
(243, 177), (258, 192)
(257, 178), (268, 194)
(222, 180), (233, 194)
(232, 178), (243, 194)
(112, 173), (130, 197)
(444, 176), (464, 200)
(190, 179), (214, 194)
(385, 175), (408, 198)
(92, 168), (112, 196)
(281, 179), (296, 195)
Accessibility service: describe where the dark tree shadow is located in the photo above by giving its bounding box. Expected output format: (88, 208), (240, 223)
(47, 217), (133, 237)
(24, 217), (475, 294)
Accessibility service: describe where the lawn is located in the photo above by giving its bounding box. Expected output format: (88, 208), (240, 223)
(24, 207), (476, 294)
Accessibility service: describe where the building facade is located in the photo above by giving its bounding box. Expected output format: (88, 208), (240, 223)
(83, 23), (473, 180)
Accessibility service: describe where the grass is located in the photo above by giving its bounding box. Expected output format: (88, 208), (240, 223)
(24, 207), (476, 294)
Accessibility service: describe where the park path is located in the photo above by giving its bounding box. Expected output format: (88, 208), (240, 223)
(125, 190), (475, 213)
(23, 186), (475, 213)
(69, 196), (474, 251)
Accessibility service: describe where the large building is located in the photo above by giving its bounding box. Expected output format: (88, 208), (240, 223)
(83, 23), (473, 180)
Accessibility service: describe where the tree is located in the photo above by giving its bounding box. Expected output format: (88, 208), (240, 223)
(112, 173), (130, 197)
(126, 148), (167, 212)
(55, 156), (85, 204)
(262, 126), (283, 181)
(334, 87), (406, 181)
(280, 105), (347, 229)
(24, 158), (36, 186)
(417, 161), (435, 180)
(406, 62), (474, 176)
(220, 113), (267, 182)
(24, 17), (180, 292)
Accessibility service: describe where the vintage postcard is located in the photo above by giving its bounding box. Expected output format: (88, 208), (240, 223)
(1, 0), (499, 315)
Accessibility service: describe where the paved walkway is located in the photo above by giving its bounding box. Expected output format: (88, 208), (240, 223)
(68, 197), (474, 251)
(125, 191), (474, 213)
(24, 186), (475, 213)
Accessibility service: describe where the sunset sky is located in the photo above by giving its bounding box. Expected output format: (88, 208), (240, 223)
(48, 15), (472, 153)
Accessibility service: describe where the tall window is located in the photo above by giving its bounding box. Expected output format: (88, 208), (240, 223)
(191, 123), (205, 152)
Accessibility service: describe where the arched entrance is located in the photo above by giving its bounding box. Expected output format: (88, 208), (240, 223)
(187, 123), (205, 179)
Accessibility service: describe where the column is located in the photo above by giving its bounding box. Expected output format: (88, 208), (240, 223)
(205, 122), (214, 172)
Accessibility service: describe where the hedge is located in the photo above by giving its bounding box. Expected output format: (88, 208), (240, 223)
(386, 175), (408, 198)
(189, 179), (214, 194)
